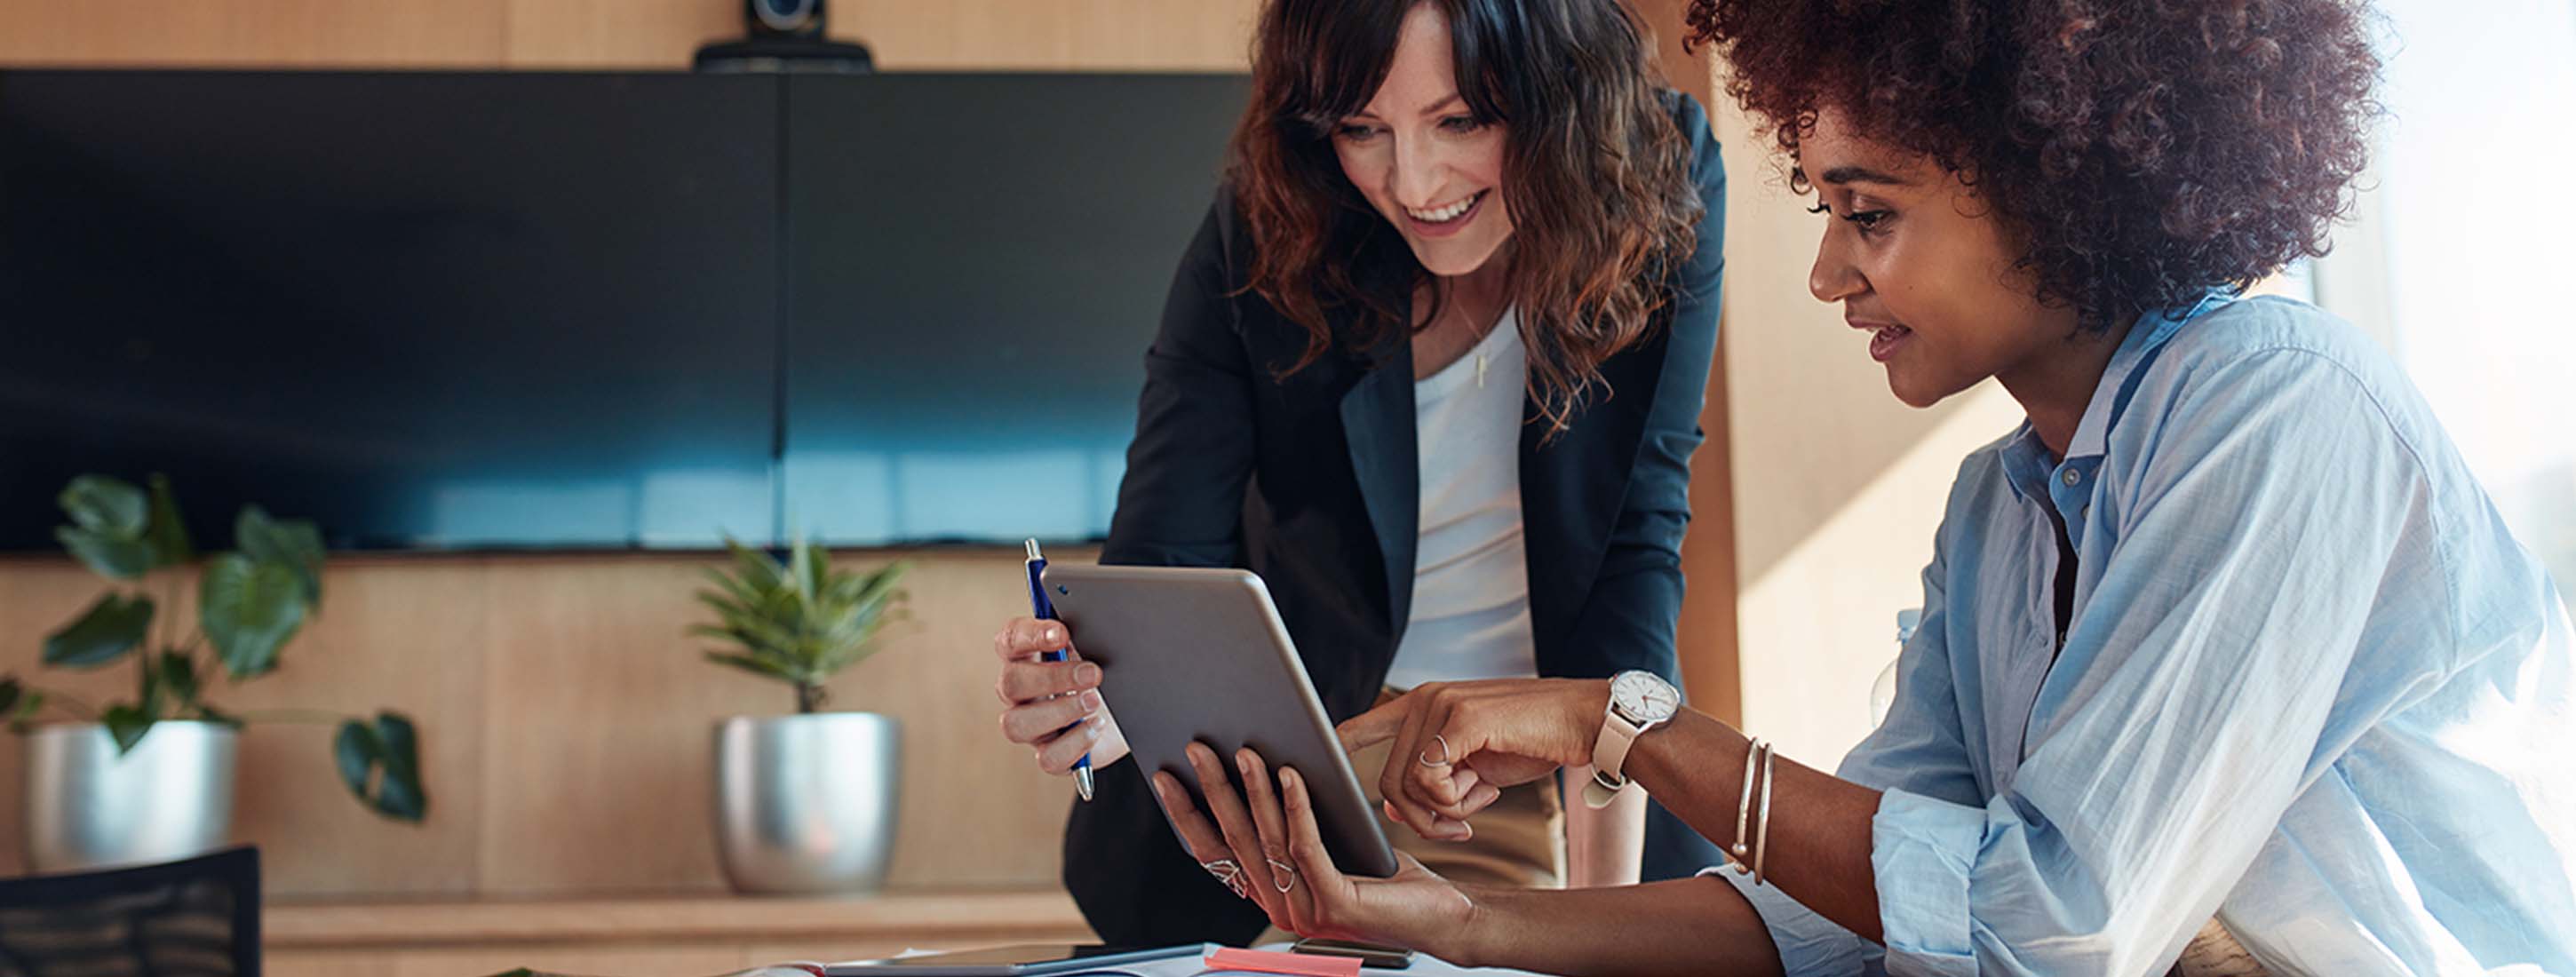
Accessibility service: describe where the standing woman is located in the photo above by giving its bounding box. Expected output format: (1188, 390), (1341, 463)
(1154, 0), (2576, 973)
(989, 0), (1727, 947)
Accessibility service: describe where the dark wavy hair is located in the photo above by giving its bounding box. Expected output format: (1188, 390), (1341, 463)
(1232, 0), (1704, 432)
(1685, 0), (2379, 328)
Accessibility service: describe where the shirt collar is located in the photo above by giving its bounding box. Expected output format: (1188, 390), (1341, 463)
(1997, 289), (2235, 507)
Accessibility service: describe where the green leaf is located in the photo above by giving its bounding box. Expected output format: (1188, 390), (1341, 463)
(150, 651), (201, 715)
(689, 599), (802, 661)
(56, 526), (155, 580)
(43, 592), (155, 668)
(200, 554), (307, 679)
(804, 537), (831, 603)
(335, 712), (428, 822)
(59, 475), (147, 536)
(143, 473), (195, 568)
(704, 650), (800, 683)
(699, 566), (765, 608)
(720, 537), (782, 592)
(334, 720), (378, 798)
(103, 703), (154, 755)
(378, 714), (426, 822)
(235, 507), (325, 604)
(693, 546), (909, 690)
(0, 678), (20, 718)
(786, 533), (818, 605)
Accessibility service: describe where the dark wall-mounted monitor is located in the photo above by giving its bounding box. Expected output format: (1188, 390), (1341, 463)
(780, 74), (1244, 544)
(0, 71), (783, 550)
(0, 70), (1247, 552)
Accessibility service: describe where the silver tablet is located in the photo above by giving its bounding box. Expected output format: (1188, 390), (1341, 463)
(1038, 563), (1400, 879)
(823, 942), (1212, 975)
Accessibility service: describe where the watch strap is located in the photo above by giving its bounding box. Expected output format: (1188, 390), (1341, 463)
(1583, 709), (1642, 808)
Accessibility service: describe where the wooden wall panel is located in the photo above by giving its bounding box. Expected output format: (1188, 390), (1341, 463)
(815, 549), (1089, 889)
(501, 0), (737, 68)
(0, 0), (507, 68)
(834, 0), (1262, 71)
(2, 550), (1072, 897)
(219, 558), (492, 898)
(1627, 0), (1744, 727)
(473, 556), (748, 895)
(0, 0), (1263, 72)
(472, 549), (1073, 896)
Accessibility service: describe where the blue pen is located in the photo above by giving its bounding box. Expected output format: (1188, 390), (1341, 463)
(1024, 539), (1094, 801)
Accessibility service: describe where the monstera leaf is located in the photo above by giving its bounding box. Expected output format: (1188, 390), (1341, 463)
(56, 475), (154, 580)
(103, 703), (155, 754)
(200, 553), (308, 679)
(235, 506), (324, 604)
(336, 712), (427, 822)
(42, 592), (155, 669)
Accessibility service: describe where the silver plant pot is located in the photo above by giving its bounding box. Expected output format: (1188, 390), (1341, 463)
(22, 721), (237, 873)
(712, 712), (902, 894)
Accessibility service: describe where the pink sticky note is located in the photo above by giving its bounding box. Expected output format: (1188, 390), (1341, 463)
(1203, 946), (1364, 977)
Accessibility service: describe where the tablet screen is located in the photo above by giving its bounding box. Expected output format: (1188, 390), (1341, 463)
(1040, 564), (1400, 879)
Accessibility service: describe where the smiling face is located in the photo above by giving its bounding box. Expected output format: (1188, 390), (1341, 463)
(1800, 110), (2082, 409)
(1330, 3), (1516, 278)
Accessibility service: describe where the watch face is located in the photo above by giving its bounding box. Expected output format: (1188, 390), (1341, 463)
(1612, 671), (1680, 724)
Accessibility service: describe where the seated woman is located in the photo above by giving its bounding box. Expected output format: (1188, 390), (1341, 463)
(1152, 0), (2576, 973)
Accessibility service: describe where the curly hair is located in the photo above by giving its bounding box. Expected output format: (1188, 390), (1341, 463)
(1685, 0), (2379, 327)
(1233, 0), (1704, 432)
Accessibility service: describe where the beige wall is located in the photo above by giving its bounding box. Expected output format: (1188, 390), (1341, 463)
(0, 0), (1754, 899)
(1705, 99), (2028, 767)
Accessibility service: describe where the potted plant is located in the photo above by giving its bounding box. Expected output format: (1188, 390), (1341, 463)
(2, 474), (426, 873)
(693, 535), (909, 894)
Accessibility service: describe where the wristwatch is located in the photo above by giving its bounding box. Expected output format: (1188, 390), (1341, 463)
(1583, 670), (1682, 808)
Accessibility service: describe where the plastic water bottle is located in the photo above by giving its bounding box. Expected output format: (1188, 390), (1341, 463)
(1870, 608), (1920, 727)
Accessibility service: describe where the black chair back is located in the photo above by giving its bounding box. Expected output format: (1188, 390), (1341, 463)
(0, 846), (259, 977)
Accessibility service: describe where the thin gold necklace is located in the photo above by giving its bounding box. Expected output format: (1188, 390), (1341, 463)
(1469, 305), (1507, 388)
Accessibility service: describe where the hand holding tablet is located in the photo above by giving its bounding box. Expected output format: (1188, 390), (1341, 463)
(1031, 564), (1554, 955)
(1037, 565), (1398, 878)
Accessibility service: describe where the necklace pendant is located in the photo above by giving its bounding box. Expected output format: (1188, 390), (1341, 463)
(1475, 353), (1489, 388)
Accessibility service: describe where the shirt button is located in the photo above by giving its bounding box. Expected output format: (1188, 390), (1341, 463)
(2062, 469), (2082, 487)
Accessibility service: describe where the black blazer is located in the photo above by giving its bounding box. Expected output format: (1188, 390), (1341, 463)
(1066, 91), (1727, 945)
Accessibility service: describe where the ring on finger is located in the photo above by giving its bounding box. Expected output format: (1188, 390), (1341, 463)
(1202, 858), (1248, 899)
(1418, 733), (1453, 768)
(1266, 856), (1298, 894)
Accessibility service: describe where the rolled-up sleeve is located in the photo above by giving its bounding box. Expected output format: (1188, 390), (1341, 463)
(1866, 790), (1987, 974)
(1706, 862), (1890, 975)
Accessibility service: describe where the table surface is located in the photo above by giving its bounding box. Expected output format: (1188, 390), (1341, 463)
(740, 944), (1545, 977)
(267, 889), (1091, 950)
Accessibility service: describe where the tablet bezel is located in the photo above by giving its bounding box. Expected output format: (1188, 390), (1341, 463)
(1039, 564), (1401, 879)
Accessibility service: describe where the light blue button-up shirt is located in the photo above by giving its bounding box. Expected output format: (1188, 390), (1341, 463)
(1717, 295), (2576, 975)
